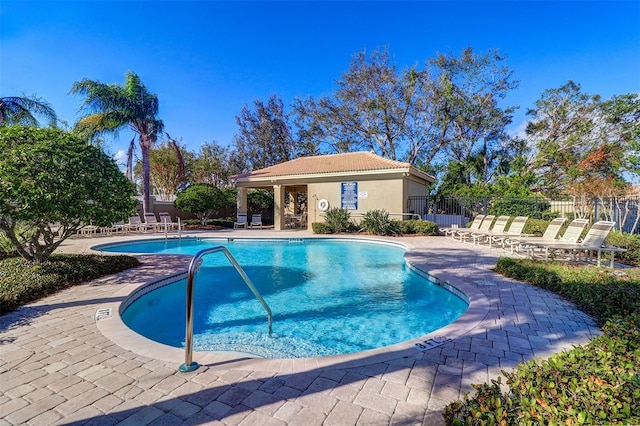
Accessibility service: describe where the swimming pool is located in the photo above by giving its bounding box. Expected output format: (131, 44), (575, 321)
(97, 238), (468, 358)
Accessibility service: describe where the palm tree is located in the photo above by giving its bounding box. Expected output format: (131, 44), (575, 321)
(0, 95), (57, 127)
(70, 71), (164, 213)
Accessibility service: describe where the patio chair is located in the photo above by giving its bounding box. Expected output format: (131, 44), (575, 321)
(125, 215), (142, 232)
(249, 214), (263, 229)
(444, 214), (484, 240)
(506, 217), (567, 253)
(524, 218), (590, 259)
(534, 220), (625, 267)
(141, 213), (161, 232)
(104, 221), (126, 235)
(458, 215), (494, 243)
(234, 213), (248, 229)
(486, 216), (530, 249)
(158, 212), (178, 230)
(470, 215), (510, 245)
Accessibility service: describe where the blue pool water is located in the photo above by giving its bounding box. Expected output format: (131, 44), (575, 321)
(98, 238), (468, 358)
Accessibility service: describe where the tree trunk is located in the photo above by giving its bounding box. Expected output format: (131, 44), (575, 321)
(140, 142), (151, 214)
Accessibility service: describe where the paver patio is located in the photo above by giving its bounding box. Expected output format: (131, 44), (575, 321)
(0, 231), (600, 425)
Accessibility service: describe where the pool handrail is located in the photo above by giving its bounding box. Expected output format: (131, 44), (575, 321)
(179, 245), (273, 373)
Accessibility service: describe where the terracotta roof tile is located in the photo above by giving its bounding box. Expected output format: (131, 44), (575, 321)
(233, 151), (434, 181)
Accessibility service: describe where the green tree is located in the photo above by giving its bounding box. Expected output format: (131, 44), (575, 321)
(70, 71), (164, 213)
(431, 47), (519, 184)
(527, 82), (637, 197)
(292, 47), (518, 167)
(0, 127), (137, 262)
(138, 136), (191, 201)
(192, 141), (236, 188)
(232, 94), (317, 172)
(0, 95), (58, 127)
(248, 189), (274, 218)
(174, 184), (224, 225)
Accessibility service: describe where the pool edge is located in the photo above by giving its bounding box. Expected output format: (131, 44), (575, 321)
(93, 235), (491, 373)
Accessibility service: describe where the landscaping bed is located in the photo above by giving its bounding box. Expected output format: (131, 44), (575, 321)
(0, 254), (141, 315)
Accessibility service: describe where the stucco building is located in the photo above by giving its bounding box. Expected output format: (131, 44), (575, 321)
(231, 151), (435, 231)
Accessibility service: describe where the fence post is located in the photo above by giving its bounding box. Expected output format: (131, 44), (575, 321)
(594, 198), (599, 223)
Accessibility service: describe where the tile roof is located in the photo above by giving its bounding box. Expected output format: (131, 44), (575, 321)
(232, 151), (434, 182)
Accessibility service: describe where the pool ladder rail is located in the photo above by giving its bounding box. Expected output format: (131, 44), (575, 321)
(179, 246), (273, 373)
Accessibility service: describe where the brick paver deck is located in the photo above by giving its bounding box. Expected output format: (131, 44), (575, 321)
(0, 231), (600, 425)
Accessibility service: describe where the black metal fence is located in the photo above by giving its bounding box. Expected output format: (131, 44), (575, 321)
(407, 195), (640, 234)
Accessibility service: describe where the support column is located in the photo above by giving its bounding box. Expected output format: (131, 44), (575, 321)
(237, 187), (248, 214)
(273, 185), (285, 231)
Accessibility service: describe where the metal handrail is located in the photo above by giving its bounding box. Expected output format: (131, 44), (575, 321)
(179, 246), (273, 372)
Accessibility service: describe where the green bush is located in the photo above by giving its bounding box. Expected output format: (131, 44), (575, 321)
(311, 222), (332, 234)
(606, 231), (640, 266)
(489, 197), (551, 218)
(0, 254), (141, 314)
(400, 219), (439, 235)
(323, 207), (353, 233)
(360, 210), (401, 236)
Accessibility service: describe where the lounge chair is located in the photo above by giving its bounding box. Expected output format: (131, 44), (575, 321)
(158, 212), (178, 230)
(441, 214), (484, 239)
(141, 213), (161, 232)
(524, 218), (590, 259)
(486, 216), (530, 249)
(125, 215), (142, 232)
(534, 220), (625, 267)
(234, 213), (248, 229)
(506, 217), (567, 253)
(459, 215), (495, 243)
(250, 214), (263, 229)
(104, 221), (126, 235)
(470, 215), (510, 245)
(447, 214), (485, 240)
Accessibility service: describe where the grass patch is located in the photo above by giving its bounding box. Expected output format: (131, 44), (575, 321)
(0, 254), (141, 315)
(443, 258), (640, 424)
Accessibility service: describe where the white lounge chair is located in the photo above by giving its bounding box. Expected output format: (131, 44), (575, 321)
(250, 214), (263, 229)
(125, 215), (142, 232)
(534, 220), (625, 267)
(234, 213), (248, 229)
(158, 212), (178, 230)
(452, 214), (493, 241)
(506, 217), (567, 253)
(459, 215), (494, 243)
(524, 218), (589, 260)
(486, 216), (530, 249)
(470, 215), (510, 245)
(441, 214), (484, 239)
(141, 213), (161, 232)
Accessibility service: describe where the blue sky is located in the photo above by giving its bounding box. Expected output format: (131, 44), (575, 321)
(1, 1), (639, 164)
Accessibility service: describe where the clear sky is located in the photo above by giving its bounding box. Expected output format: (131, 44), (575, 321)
(1, 1), (639, 164)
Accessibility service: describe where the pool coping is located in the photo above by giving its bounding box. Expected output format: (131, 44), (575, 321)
(91, 234), (491, 373)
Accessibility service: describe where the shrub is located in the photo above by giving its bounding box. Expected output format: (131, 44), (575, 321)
(312, 222), (332, 234)
(489, 197), (551, 218)
(0, 126), (137, 262)
(0, 254), (141, 314)
(323, 207), (353, 233)
(400, 219), (439, 235)
(175, 183), (224, 225)
(606, 231), (640, 266)
(360, 210), (400, 236)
